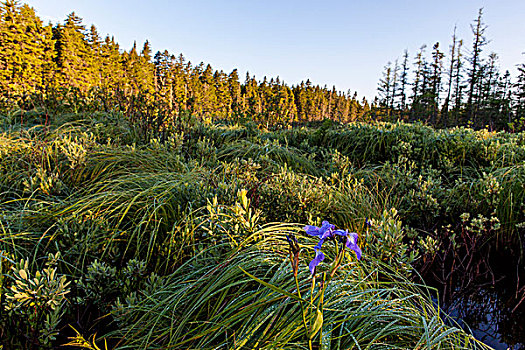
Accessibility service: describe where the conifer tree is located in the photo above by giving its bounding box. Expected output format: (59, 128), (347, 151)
(200, 64), (217, 117)
(466, 8), (488, 125)
(0, 1), (55, 106)
(429, 42), (444, 124)
(228, 69), (241, 118)
(390, 59), (400, 113)
(410, 45), (427, 120)
(399, 50), (410, 113)
(99, 35), (125, 110)
(497, 70), (513, 129)
(348, 91), (360, 122)
(0, 1), (373, 126)
(514, 60), (525, 128)
(170, 54), (188, 114)
(292, 83), (303, 121)
(54, 12), (95, 90)
(377, 61), (393, 116)
(442, 27), (459, 127)
(479, 52), (500, 128)
(452, 39), (464, 123)
(214, 69), (231, 117)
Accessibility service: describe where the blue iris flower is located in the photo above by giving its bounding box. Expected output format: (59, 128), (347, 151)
(304, 221), (362, 275)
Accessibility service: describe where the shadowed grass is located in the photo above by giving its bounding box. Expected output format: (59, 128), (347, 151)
(110, 230), (489, 350)
(218, 139), (320, 176)
(3, 113), (523, 349)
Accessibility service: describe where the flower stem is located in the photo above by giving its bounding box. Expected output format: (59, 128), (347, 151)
(293, 272), (309, 347)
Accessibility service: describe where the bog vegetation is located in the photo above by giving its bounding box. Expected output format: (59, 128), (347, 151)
(2, 109), (524, 349)
(1, 1), (525, 349)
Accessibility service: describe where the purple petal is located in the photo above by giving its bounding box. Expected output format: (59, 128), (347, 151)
(347, 232), (358, 244)
(314, 238), (325, 250)
(304, 225), (321, 236)
(304, 221), (335, 238)
(319, 222), (335, 239)
(308, 250), (325, 275)
(333, 229), (348, 236)
(345, 233), (362, 260)
(351, 245), (362, 260)
(320, 230), (332, 240)
(320, 221), (335, 232)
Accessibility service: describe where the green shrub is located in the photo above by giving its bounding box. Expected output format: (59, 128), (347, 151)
(0, 254), (70, 349)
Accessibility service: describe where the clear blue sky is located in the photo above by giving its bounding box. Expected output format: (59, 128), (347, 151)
(24, 0), (525, 101)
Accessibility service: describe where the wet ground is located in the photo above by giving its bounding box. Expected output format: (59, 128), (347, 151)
(424, 238), (525, 349)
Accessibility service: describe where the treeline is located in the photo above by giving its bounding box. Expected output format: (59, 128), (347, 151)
(377, 9), (525, 131)
(3, 2), (524, 131)
(0, 1), (371, 128)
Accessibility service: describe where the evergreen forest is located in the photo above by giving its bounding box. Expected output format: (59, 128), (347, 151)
(1, 2), (524, 350)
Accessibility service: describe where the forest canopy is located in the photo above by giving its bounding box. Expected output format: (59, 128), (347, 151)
(0, 0), (369, 127)
(0, 1), (524, 130)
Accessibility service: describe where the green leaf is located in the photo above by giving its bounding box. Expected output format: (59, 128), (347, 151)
(309, 308), (323, 340)
(239, 267), (307, 303)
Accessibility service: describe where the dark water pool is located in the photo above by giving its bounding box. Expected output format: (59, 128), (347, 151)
(424, 241), (525, 349)
(444, 286), (525, 349)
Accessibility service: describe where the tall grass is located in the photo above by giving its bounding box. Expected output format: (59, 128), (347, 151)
(3, 112), (524, 348)
(111, 231), (488, 350)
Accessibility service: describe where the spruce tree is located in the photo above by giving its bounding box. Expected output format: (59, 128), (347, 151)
(514, 60), (525, 129)
(442, 27), (459, 127)
(228, 69), (241, 118)
(377, 61), (393, 116)
(466, 8), (488, 125)
(399, 50), (409, 114)
(452, 39), (464, 124)
(429, 42), (444, 124)
(410, 45), (427, 121)
(390, 59), (400, 113)
(0, 1), (55, 107)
